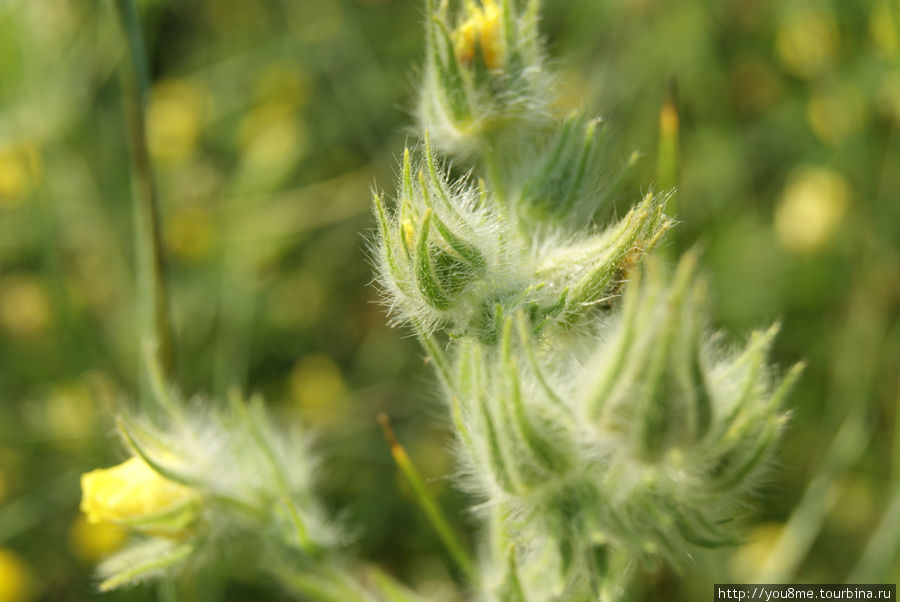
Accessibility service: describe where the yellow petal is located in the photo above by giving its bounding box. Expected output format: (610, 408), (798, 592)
(80, 457), (200, 537)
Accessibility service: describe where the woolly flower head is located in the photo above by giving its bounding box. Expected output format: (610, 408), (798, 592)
(450, 253), (802, 598)
(419, 0), (551, 158)
(79, 386), (337, 592)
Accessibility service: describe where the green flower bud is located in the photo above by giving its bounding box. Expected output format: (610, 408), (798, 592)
(372, 140), (673, 342)
(419, 0), (551, 158)
(372, 140), (504, 334)
(448, 254), (800, 597)
(534, 189), (673, 322)
(371, 1), (804, 600)
(516, 113), (605, 226)
(571, 255), (802, 564)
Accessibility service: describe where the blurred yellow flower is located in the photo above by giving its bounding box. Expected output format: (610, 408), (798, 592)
(165, 204), (215, 261)
(80, 456), (200, 538)
(239, 102), (308, 170)
(289, 354), (347, 425)
(729, 522), (784, 581)
(870, 1), (899, 57)
(21, 382), (97, 449)
(829, 476), (877, 535)
(254, 62), (312, 110)
(0, 548), (33, 602)
(775, 6), (839, 79)
(147, 79), (210, 164)
(774, 167), (849, 255)
(0, 144), (41, 209)
(45, 384), (96, 442)
(68, 514), (128, 564)
(0, 275), (52, 338)
(806, 83), (865, 146)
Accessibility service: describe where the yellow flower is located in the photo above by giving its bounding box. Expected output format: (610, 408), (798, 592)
(0, 548), (33, 602)
(729, 522), (784, 581)
(478, 0), (503, 70)
(289, 354), (347, 426)
(68, 514), (128, 564)
(774, 167), (849, 255)
(0, 275), (51, 338)
(775, 6), (839, 79)
(146, 79), (209, 164)
(806, 83), (865, 146)
(0, 144), (41, 209)
(165, 204), (216, 262)
(454, 0), (504, 70)
(80, 456), (201, 538)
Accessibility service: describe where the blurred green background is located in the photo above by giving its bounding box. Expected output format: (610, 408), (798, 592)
(0, 0), (898, 600)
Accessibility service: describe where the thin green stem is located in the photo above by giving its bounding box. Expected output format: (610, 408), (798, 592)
(378, 413), (477, 583)
(482, 142), (508, 206)
(752, 405), (872, 583)
(850, 485), (900, 582)
(656, 78), (679, 205)
(114, 0), (176, 391)
(367, 566), (426, 602)
(271, 565), (374, 602)
(417, 329), (455, 394)
(851, 377), (900, 581)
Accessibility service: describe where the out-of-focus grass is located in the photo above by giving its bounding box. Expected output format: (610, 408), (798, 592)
(0, 0), (897, 600)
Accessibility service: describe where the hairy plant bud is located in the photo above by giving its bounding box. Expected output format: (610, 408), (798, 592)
(373, 138), (509, 336)
(419, 0), (551, 158)
(515, 113), (605, 226)
(372, 138), (672, 341)
(449, 254), (802, 598)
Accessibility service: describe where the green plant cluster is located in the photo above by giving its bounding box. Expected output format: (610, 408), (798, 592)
(371, 2), (800, 599)
(0, 0), (898, 601)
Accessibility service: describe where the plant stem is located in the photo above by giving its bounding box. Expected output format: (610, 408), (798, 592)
(656, 78), (679, 208)
(271, 565), (374, 602)
(114, 0), (176, 390)
(850, 484), (900, 582)
(377, 413), (477, 583)
(851, 382), (900, 581)
(752, 405), (871, 583)
(482, 142), (508, 206)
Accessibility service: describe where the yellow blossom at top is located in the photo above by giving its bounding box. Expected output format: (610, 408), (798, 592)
(454, 0), (504, 70)
(80, 456), (201, 538)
